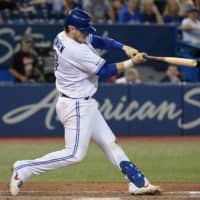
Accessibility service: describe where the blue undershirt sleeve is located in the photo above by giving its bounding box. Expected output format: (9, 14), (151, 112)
(90, 35), (123, 50)
(96, 62), (118, 79)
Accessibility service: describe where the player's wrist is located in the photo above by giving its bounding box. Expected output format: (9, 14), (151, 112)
(122, 45), (127, 51)
(122, 58), (135, 70)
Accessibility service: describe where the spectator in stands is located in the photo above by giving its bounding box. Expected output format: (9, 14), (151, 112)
(83, 0), (115, 23)
(141, 0), (164, 24)
(154, 0), (167, 15)
(0, 0), (34, 12)
(30, 0), (64, 15)
(194, 0), (200, 19)
(9, 34), (44, 83)
(118, 0), (142, 24)
(59, 0), (82, 17)
(179, 0), (194, 14)
(181, 6), (200, 45)
(163, 0), (184, 24)
(116, 68), (141, 83)
(195, 0), (200, 10)
(0, 0), (20, 10)
(112, 0), (124, 21)
(160, 64), (184, 83)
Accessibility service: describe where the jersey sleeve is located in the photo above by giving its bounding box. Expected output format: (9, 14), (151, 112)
(87, 34), (123, 50)
(71, 46), (106, 75)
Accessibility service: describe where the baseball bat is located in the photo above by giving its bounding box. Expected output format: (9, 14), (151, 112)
(143, 55), (197, 67)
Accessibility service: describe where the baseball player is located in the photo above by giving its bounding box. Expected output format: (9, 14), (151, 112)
(10, 9), (161, 196)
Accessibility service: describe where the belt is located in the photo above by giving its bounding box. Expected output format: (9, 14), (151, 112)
(61, 93), (90, 100)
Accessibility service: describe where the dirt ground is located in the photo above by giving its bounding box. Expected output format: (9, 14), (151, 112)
(1, 183), (200, 200)
(1, 136), (200, 200)
(1, 135), (200, 144)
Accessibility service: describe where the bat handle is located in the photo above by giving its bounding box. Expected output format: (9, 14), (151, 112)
(143, 55), (149, 59)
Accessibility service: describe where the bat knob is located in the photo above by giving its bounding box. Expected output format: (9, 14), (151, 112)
(143, 55), (149, 59)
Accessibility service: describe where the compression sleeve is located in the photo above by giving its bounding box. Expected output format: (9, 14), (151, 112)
(90, 35), (123, 50)
(96, 63), (118, 79)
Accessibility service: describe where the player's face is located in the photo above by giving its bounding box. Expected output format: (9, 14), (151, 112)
(76, 30), (89, 43)
(70, 27), (89, 43)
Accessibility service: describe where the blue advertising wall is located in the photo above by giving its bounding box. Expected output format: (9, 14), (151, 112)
(0, 23), (176, 69)
(0, 83), (199, 137)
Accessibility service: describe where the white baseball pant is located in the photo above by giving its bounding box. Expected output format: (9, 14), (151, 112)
(14, 97), (129, 182)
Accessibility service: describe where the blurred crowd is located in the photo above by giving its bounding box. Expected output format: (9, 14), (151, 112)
(0, 0), (200, 24)
(1, 0), (200, 47)
(1, 0), (200, 83)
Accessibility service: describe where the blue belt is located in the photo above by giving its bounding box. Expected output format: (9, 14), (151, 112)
(61, 93), (90, 100)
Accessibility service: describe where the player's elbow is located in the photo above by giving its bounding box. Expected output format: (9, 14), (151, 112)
(96, 63), (117, 79)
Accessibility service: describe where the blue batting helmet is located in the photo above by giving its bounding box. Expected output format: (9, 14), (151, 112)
(64, 9), (96, 34)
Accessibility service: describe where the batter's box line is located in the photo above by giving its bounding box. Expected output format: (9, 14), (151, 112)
(76, 198), (121, 200)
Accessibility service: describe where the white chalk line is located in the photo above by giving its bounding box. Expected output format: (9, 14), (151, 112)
(76, 198), (120, 200)
(166, 191), (200, 195)
(1, 190), (200, 199)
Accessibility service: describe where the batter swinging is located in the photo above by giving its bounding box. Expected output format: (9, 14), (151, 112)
(10, 9), (161, 196)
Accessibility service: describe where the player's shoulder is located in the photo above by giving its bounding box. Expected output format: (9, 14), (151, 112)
(54, 32), (95, 57)
(54, 31), (66, 45)
(85, 34), (93, 44)
(54, 31), (71, 55)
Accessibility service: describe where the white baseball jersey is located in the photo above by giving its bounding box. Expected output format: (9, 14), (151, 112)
(54, 31), (105, 98)
(13, 30), (149, 192)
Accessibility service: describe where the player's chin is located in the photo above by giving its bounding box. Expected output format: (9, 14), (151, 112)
(77, 36), (86, 43)
(80, 34), (88, 42)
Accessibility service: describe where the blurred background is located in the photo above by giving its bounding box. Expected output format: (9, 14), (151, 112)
(0, 0), (200, 83)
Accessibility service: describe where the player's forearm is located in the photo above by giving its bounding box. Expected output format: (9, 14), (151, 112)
(97, 53), (146, 78)
(90, 36), (139, 59)
(117, 52), (147, 73)
(96, 59), (134, 79)
(91, 35), (123, 50)
(97, 59), (136, 78)
(116, 59), (135, 73)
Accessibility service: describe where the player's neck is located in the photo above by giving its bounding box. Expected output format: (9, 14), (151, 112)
(66, 32), (73, 40)
(65, 32), (81, 43)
